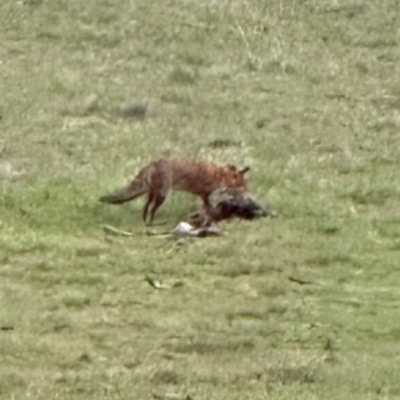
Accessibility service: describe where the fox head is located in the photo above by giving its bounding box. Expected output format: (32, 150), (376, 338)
(225, 165), (250, 188)
(226, 165), (250, 174)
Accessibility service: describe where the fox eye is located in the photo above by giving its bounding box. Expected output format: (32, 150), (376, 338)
(227, 165), (237, 171)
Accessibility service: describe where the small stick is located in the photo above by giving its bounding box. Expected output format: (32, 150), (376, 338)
(103, 225), (134, 237)
(288, 276), (315, 285)
(236, 22), (253, 59)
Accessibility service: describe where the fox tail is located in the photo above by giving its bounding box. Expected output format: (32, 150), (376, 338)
(100, 179), (147, 205)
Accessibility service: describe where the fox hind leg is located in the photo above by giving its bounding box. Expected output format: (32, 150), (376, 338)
(142, 161), (171, 225)
(143, 192), (166, 225)
(143, 192), (155, 223)
(148, 194), (167, 225)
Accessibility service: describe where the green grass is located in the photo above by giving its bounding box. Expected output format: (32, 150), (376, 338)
(0, 0), (399, 398)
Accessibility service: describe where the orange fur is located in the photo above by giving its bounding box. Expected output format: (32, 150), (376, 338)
(100, 158), (249, 224)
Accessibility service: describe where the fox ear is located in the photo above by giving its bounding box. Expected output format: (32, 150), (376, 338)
(227, 164), (238, 171)
(239, 167), (250, 175)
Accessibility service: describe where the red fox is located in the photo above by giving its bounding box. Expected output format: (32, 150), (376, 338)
(100, 158), (250, 224)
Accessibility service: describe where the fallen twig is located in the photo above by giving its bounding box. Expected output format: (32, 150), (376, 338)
(288, 276), (315, 285)
(103, 225), (134, 237)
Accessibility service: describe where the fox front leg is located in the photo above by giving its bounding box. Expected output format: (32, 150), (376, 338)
(200, 195), (214, 227)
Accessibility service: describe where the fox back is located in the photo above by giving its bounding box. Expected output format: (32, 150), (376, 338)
(169, 159), (249, 198)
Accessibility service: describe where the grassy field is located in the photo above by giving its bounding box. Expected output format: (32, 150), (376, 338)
(0, 0), (399, 398)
